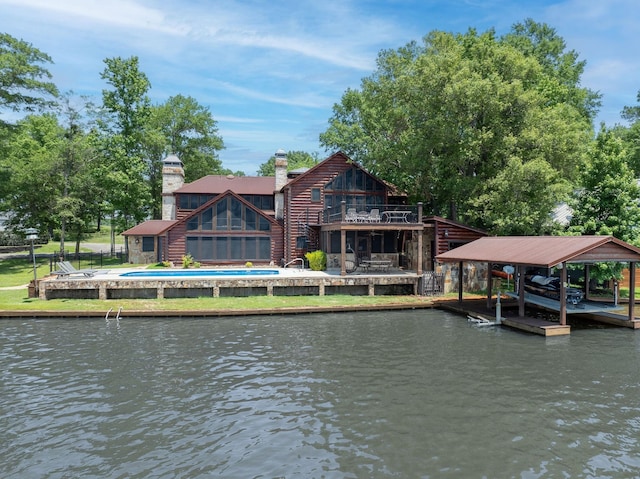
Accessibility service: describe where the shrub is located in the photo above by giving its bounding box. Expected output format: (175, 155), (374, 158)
(305, 250), (326, 271)
(245, 261), (253, 268)
(181, 254), (194, 268)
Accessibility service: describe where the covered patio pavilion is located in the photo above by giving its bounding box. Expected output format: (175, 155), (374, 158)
(436, 235), (640, 328)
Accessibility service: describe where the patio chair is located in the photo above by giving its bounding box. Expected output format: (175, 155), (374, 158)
(368, 208), (381, 222)
(345, 208), (359, 222)
(52, 261), (101, 278)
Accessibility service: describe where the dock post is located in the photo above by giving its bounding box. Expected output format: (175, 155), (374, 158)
(496, 291), (502, 325)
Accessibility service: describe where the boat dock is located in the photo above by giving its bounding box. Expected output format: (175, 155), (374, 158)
(435, 297), (639, 336)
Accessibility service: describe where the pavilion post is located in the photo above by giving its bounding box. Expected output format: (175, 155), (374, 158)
(340, 230), (347, 276)
(559, 262), (567, 326)
(584, 264), (591, 301)
(629, 262), (636, 322)
(517, 265), (525, 317)
(458, 261), (464, 302)
(487, 262), (493, 310)
(417, 229), (423, 275)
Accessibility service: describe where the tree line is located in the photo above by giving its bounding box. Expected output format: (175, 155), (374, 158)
(2, 19), (640, 258)
(321, 20), (640, 247)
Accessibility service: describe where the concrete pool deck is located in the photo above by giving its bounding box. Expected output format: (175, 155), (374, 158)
(37, 266), (423, 300)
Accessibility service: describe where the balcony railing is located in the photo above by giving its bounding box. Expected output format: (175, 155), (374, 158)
(321, 202), (423, 224)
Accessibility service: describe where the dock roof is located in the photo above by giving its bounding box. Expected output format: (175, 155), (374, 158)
(436, 235), (640, 268)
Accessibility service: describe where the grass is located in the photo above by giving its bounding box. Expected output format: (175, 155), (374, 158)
(1, 238), (436, 312)
(0, 288), (436, 313)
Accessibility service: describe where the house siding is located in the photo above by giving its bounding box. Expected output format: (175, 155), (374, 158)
(283, 152), (384, 262)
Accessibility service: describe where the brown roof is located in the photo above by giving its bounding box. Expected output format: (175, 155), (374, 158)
(436, 235), (640, 268)
(176, 175), (276, 195)
(122, 220), (177, 236)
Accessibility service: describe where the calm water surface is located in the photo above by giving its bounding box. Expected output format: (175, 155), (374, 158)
(2, 310), (640, 478)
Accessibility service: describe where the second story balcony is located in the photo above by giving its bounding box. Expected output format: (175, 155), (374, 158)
(321, 202), (423, 225)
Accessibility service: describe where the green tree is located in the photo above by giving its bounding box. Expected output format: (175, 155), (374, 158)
(568, 129), (640, 286)
(502, 18), (601, 122)
(2, 114), (64, 235)
(257, 150), (319, 176)
(55, 93), (104, 255)
(470, 157), (569, 235)
(568, 129), (640, 243)
(0, 33), (58, 128)
(143, 94), (225, 218)
(98, 56), (152, 251)
(320, 23), (594, 233)
(619, 89), (640, 176)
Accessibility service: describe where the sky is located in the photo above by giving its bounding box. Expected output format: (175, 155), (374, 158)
(1, 0), (639, 174)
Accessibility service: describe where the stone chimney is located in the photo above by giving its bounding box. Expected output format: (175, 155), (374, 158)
(274, 149), (287, 220)
(162, 154), (184, 221)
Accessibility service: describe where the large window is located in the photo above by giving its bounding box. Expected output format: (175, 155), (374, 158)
(187, 236), (271, 261)
(184, 197), (273, 262)
(324, 167), (386, 209)
(187, 198), (271, 233)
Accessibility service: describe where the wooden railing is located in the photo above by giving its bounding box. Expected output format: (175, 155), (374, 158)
(321, 202), (423, 224)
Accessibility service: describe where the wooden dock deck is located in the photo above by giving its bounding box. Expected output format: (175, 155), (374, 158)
(436, 297), (570, 336)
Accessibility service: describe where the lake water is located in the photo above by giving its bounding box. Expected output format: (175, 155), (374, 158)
(2, 310), (640, 478)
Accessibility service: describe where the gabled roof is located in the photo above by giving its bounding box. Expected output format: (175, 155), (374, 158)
(176, 175), (276, 195)
(280, 151), (388, 192)
(436, 235), (640, 268)
(122, 220), (177, 236)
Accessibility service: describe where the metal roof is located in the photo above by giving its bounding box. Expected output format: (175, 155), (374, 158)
(175, 175), (276, 195)
(436, 235), (640, 268)
(122, 220), (177, 236)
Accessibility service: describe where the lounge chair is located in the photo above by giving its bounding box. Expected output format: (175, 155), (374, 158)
(52, 261), (101, 278)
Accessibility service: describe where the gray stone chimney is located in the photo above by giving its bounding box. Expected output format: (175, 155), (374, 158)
(274, 149), (287, 220)
(162, 154), (184, 221)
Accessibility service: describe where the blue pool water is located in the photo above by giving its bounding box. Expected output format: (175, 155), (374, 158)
(120, 269), (280, 277)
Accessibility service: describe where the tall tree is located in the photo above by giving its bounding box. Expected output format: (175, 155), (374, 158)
(0, 33), (58, 128)
(2, 114), (64, 234)
(568, 129), (640, 244)
(502, 18), (601, 122)
(320, 23), (594, 233)
(55, 93), (103, 255)
(568, 128), (640, 285)
(143, 94), (225, 218)
(0, 33), (58, 213)
(619, 89), (640, 176)
(257, 150), (319, 176)
(98, 56), (152, 251)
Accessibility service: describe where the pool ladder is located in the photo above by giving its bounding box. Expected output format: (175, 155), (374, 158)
(283, 258), (305, 269)
(105, 306), (123, 321)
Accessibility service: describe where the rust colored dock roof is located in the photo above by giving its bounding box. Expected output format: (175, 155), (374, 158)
(436, 235), (640, 268)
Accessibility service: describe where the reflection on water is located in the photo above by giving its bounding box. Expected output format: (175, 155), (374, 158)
(2, 311), (640, 478)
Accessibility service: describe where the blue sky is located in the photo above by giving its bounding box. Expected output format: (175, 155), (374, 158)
(1, 0), (638, 174)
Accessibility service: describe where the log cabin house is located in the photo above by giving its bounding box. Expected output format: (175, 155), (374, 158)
(123, 150), (486, 275)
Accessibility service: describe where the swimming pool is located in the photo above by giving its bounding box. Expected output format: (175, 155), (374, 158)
(120, 269), (280, 278)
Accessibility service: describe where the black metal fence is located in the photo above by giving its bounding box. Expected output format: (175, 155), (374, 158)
(421, 271), (445, 296)
(45, 249), (127, 271)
